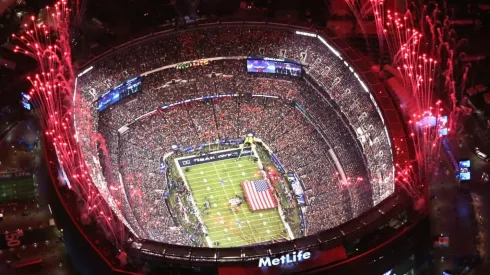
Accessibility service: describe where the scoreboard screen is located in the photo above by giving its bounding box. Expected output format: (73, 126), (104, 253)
(21, 92), (31, 110)
(246, 58), (302, 77)
(458, 159), (471, 181)
(98, 76), (142, 112)
(437, 116), (449, 136)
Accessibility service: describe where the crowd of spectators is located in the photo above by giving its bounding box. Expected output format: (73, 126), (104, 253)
(73, 25), (394, 244)
(114, 93), (355, 239)
(94, 60), (376, 240)
(306, 58), (394, 205)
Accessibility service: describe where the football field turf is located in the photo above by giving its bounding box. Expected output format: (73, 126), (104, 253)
(181, 157), (286, 247)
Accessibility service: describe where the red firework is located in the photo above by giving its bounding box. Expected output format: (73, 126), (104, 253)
(13, 1), (129, 250)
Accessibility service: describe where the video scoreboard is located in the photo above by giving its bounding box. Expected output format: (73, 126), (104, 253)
(458, 159), (471, 181)
(21, 92), (31, 110)
(246, 57), (302, 77)
(97, 76), (143, 112)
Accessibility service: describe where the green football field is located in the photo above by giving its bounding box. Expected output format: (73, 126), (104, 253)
(180, 156), (287, 247)
(0, 177), (36, 203)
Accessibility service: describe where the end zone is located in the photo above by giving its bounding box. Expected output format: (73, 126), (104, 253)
(176, 147), (253, 168)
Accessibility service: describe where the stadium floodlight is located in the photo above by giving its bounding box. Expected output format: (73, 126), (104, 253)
(317, 36), (340, 58)
(355, 75), (370, 93)
(73, 77), (79, 143)
(295, 31), (317, 38)
(253, 94), (279, 99)
(135, 110), (157, 122)
(77, 66), (93, 77)
(264, 57), (285, 62)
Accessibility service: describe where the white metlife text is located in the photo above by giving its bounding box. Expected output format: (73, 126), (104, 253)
(258, 250), (311, 267)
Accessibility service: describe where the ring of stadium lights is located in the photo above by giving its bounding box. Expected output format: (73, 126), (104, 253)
(53, 22), (415, 267)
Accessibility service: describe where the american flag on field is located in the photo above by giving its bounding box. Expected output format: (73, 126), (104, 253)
(241, 179), (277, 211)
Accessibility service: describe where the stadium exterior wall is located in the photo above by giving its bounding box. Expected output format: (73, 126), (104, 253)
(41, 135), (140, 275)
(55, 20), (422, 274)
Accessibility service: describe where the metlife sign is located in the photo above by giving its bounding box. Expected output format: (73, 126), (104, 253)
(258, 250), (311, 267)
(177, 148), (252, 167)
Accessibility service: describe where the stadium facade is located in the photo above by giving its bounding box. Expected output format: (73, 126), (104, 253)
(44, 21), (428, 274)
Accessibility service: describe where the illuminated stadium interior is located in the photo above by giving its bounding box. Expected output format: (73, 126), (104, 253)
(73, 25), (395, 248)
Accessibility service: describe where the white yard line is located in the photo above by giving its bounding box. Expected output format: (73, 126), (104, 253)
(189, 165), (257, 173)
(186, 168), (257, 181)
(247, 148), (294, 241)
(190, 179), (252, 188)
(190, 192), (240, 200)
(210, 161), (250, 245)
(204, 211), (282, 223)
(178, 149), (288, 246)
(222, 159), (264, 244)
(207, 218), (282, 230)
(174, 157), (212, 247)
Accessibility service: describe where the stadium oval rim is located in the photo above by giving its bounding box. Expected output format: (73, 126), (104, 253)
(51, 20), (418, 268)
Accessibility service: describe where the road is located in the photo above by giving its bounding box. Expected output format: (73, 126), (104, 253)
(430, 116), (490, 274)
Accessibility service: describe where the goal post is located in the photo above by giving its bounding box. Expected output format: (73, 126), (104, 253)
(236, 133), (255, 161)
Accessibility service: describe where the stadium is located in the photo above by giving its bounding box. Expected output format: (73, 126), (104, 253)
(41, 21), (426, 275)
